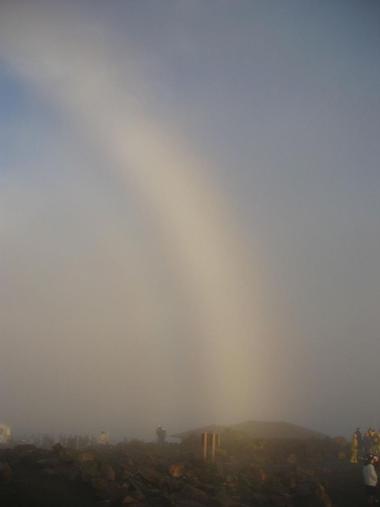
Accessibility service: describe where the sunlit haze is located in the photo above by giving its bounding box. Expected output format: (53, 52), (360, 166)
(1, 0), (379, 440)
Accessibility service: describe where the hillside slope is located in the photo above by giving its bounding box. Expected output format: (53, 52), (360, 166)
(174, 420), (326, 440)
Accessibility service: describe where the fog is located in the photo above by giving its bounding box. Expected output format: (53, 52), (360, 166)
(1, 1), (380, 440)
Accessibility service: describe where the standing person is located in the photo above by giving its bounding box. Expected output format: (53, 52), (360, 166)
(351, 432), (359, 464)
(363, 454), (379, 505)
(356, 427), (363, 454)
(373, 432), (380, 457)
(369, 429), (378, 455)
(364, 432), (372, 456)
(156, 426), (166, 445)
(97, 431), (110, 445)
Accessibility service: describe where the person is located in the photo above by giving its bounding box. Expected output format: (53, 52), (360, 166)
(370, 429), (377, 454)
(364, 431), (372, 456)
(97, 431), (110, 445)
(156, 426), (167, 445)
(356, 427), (363, 453)
(351, 432), (359, 464)
(363, 454), (379, 505)
(0, 424), (12, 446)
(373, 432), (380, 457)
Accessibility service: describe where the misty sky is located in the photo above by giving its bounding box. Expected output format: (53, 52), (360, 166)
(0, 0), (380, 440)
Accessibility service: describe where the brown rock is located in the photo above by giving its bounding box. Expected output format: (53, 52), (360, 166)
(37, 457), (60, 467)
(42, 467), (58, 476)
(91, 478), (122, 501)
(175, 501), (206, 507)
(101, 463), (116, 481)
(123, 496), (138, 505)
(14, 444), (37, 454)
(52, 442), (64, 454)
(179, 485), (209, 505)
(78, 451), (97, 463)
(138, 467), (163, 486)
(80, 460), (100, 482)
(0, 462), (12, 482)
(169, 463), (185, 478)
(316, 484), (333, 507)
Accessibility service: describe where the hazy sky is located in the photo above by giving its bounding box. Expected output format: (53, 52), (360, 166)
(0, 0), (379, 439)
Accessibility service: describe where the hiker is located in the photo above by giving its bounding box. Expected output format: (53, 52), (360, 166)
(369, 429), (379, 455)
(363, 454), (379, 505)
(156, 426), (167, 445)
(0, 424), (12, 446)
(97, 431), (110, 445)
(373, 432), (380, 457)
(364, 432), (372, 456)
(355, 427), (363, 452)
(351, 432), (359, 464)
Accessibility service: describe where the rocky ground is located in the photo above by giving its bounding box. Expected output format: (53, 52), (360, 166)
(0, 439), (368, 506)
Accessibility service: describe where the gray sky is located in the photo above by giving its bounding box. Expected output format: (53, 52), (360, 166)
(0, 0), (379, 439)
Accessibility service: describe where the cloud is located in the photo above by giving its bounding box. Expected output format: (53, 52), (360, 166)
(0, 1), (276, 437)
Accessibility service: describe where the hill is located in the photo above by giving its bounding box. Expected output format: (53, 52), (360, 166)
(173, 420), (326, 440)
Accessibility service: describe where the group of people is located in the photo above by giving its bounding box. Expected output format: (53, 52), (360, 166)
(352, 428), (380, 504)
(351, 427), (380, 464)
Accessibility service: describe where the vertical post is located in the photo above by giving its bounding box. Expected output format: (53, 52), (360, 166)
(211, 432), (217, 463)
(202, 432), (208, 461)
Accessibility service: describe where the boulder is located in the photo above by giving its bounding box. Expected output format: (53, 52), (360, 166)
(169, 463), (185, 478)
(137, 467), (164, 486)
(78, 451), (97, 463)
(0, 461), (12, 482)
(175, 502), (207, 507)
(177, 484), (209, 505)
(52, 442), (64, 455)
(100, 463), (116, 481)
(123, 496), (138, 505)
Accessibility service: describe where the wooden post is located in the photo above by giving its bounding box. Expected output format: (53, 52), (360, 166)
(211, 433), (219, 463)
(202, 432), (208, 461)
(211, 432), (217, 462)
